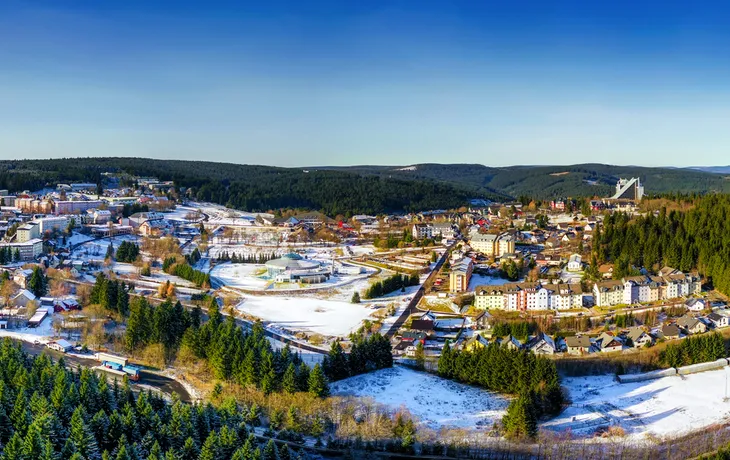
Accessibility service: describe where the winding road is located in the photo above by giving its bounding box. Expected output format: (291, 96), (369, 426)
(17, 341), (193, 402)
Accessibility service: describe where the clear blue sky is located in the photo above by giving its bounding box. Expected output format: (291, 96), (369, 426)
(1, 0), (729, 167)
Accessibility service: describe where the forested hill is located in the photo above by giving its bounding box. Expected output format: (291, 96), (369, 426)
(320, 163), (730, 199)
(0, 158), (473, 215)
(3, 158), (730, 213)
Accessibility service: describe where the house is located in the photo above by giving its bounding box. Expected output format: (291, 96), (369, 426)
(685, 298), (706, 312)
(464, 333), (490, 351)
(12, 290), (37, 308)
(567, 254), (583, 272)
(565, 335), (591, 355)
(598, 264), (614, 279)
(625, 327), (653, 348)
(597, 332), (623, 352)
(410, 319), (434, 333)
(527, 333), (558, 355)
(47, 339), (73, 353)
(503, 334), (525, 351)
(400, 331), (427, 342)
(13, 269), (33, 288)
(707, 312), (730, 329)
(660, 324), (682, 340)
(677, 315), (708, 335)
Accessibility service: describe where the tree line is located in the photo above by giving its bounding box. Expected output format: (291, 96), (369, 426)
(0, 247), (20, 265)
(438, 341), (564, 439)
(362, 273), (419, 300)
(90, 274), (131, 316)
(659, 332), (726, 368)
(114, 241), (140, 263)
(322, 335), (393, 382)
(594, 195), (730, 295)
(162, 256), (210, 287)
(0, 338), (313, 460)
(216, 252), (275, 264)
(125, 296), (330, 398)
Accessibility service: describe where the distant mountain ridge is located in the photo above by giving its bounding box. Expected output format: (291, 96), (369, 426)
(689, 166), (730, 174)
(315, 163), (730, 199)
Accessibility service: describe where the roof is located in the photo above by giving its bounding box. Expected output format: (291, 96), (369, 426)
(565, 335), (591, 348)
(677, 315), (701, 329)
(598, 332), (623, 348)
(13, 289), (36, 301)
(661, 324), (681, 337)
(626, 327), (649, 342)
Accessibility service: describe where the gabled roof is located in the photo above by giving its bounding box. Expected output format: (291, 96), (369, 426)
(661, 324), (681, 337)
(626, 326), (650, 342)
(677, 315), (702, 330)
(565, 335), (591, 348)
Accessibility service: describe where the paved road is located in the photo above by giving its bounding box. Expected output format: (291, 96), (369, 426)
(17, 341), (193, 402)
(385, 243), (454, 337)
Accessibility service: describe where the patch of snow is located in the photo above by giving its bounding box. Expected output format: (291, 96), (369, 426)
(236, 295), (375, 337)
(331, 366), (509, 430)
(549, 370), (730, 440)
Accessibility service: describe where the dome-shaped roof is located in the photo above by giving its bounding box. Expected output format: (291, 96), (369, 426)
(282, 252), (303, 260)
(265, 255), (319, 271)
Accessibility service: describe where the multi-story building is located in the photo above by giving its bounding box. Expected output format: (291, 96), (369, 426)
(593, 280), (625, 307)
(412, 223), (434, 240)
(432, 222), (457, 240)
(16, 223), (40, 243)
(35, 217), (68, 235)
(593, 272), (702, 307)
(469, 231), (514, 257)
(0, 239), (43, 261)
(54, 200), (104, 215)
(449, 257), (473, 293)
(474, 286), (507, 309)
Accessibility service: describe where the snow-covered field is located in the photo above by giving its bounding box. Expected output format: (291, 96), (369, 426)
(468, 273), (509, 291)
(331, 366), (509, 429)
(211, 263), (269, 289)
(236, 295), (375, 337)
(547, 370), (730, 440)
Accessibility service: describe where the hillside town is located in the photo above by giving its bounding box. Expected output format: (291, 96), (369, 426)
(2, 171), (730, 458)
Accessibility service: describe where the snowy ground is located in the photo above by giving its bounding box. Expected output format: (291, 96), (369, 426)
(331, 366), (509, 430)
(468, 273), (510, 291)
(547, 370), (730, 440)
(211, 263), (272, 289)
(0, 313), (55, 344)
(235, 295), (375, 337)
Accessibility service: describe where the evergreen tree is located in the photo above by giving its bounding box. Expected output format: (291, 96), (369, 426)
(308, 364), (329, 398)
(69, 406), (101, 460)
(282, 363), (298, 394)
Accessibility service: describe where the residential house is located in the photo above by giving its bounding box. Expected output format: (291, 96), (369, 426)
(625, 327), (653, 348)
(504, 335), (525, 351)
(527, 333), (558, 355)
(13, 269), (33, 288)
(565, 335), (591, 355)
(685, 298), (706, 312)
(707, 312), (730, 329)
(661, 324), (682, 340)
(597, 332), (623, 352)
(464, 333), (490, 351)
(567, 254), (583, 272)
(12, 290), (36, 308)
(598, 264), (614, 279)
(677, 315), (708, 335)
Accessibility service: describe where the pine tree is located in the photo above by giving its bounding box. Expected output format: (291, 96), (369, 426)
(308, 364), (329, 398)
(198, 431), (220, 460)
(350, 292), (360, 304)
(3, 432), (25, 460)
(69, 406), (101, 460)
(262, 439), (278, 460)
(282, 363), (298, 394)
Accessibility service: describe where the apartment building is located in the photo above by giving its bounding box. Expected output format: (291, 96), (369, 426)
(593, 271), (701, 307)
(449, 257), (473, 293)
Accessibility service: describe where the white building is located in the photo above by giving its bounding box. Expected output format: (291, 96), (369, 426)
(567, 254), (583, 272)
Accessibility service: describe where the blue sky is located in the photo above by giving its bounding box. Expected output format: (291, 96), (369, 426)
(1, 0), (729, 167)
